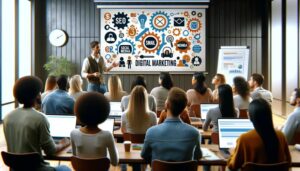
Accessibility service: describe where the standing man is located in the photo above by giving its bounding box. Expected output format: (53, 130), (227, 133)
(81, 41), (118, 94)
(248, 73), (273, 103)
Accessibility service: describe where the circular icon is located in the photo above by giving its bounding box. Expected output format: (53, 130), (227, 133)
(104, 32), (117, 44)
(183, 30), (189, 36)
(192, 56), (202, 66)
(144, 37), (157, 49)
(192, 45), (202, 53)
(105, 54), (111, 60)
(197, 12), (203, 18)
(191, 11), (196, 16)
(104, 13), (111, 20)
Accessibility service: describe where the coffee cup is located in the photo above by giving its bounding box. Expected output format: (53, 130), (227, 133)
(124, 141), (131, 152)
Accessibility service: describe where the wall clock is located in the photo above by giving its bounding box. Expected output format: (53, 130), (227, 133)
(49, 29), (68, 47)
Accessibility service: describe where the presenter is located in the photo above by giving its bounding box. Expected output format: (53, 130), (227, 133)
(81, 41), (118, 94)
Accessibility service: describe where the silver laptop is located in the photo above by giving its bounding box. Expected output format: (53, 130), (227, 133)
(98, 118), (115, 134)
(109, 102), (122, 117)
(218, 118), (254, 149)
(200, 104), (218, 120)
(46, 115), (76, 138)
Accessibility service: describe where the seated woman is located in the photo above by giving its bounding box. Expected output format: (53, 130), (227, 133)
(121, 75), (157, 112)
(232, 76), (252, 110)
(121, 86), (157, 134)
(227, 99), (291, 170)
(158, 108), (191, 125)
(186, 72), (213, 117)
(211, 73), (226, 102)
(68, 75), (86, 101)
(104, 75), (127, 101)
(203, 84), (239, 132)
(70, 92), (118, 166)
(41, 75), (57, 101)
(150, 72), (174, 112)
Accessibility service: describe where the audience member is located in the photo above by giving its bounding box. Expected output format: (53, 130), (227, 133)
(121, 86), (157, 134)
(211, 73), (226, 102)
(203, 84), (239, 132)
(141, 87), (202, 162)
(104, 75), (127, 101)
(41, 75), (57, 101)
(282, 88), (300, 144)
(71, 92), (118, 166)
(248, 73), (273, 103)
(232, 76), (252, 109)
(42, 75), (75, 115)
(121, 75), (156, 112)
(3, 76), (71, 171)
(150, 72), (174, 112)
(68, 75), (86, 101)
(227, 99), (291, 170)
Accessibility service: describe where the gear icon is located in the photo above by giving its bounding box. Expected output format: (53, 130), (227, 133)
(115, 39), (136, 54)
(112, 12), (130, 29)
(139, 32), (161, 54)
(187, 18), (202, 33)
(174, 38), (191, 53)
(150, 11), (171, 32)
(172, 28), (181, 36)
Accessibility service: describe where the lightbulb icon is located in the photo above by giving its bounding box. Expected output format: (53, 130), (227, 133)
(138, 14), (147, 29)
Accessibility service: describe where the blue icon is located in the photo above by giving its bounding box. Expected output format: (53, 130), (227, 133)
(192, 45), (201, 53)
(138, 14), (147, 29)
(191, 21), (198, 30)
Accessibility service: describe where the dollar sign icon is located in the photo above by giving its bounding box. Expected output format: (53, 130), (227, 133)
(104, 13), (111, 20)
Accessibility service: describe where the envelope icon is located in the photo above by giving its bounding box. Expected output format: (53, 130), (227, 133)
(174, 17), (185, 27)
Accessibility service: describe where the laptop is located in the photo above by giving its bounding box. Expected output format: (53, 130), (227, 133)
(200, 104), (218, 120)
(218, 118), (254, 158)
(98, 118), (115, 134)
(109, 102), (122, 117)
(46, 115), (76, 139)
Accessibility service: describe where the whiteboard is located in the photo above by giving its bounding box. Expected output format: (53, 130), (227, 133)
(100, 8), (206, 72)
(217, 46), (250, 85)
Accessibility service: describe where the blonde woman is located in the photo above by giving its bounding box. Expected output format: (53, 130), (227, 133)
(211, 73), (226, 102)
(121, 86), (157, 134)
(104, 75), (127, 101)
(69, 75), (86, 101)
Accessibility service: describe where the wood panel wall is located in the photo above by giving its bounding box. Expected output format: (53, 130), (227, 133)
(35, 0), (268, 92)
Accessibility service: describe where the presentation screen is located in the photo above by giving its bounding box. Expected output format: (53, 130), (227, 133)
(100, 8), (206, 72)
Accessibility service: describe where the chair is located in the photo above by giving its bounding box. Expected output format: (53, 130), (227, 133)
(123, 133), (145, 143)
(71, 156), (110, 171)
(1, 151), (42, 171)
(152, 160), (198, 171)
(156, 110), (162, 118)
(211, 132), (219, 144)
(289, 123), (300, 145)
(241, 161), (290, 171)
(190, 104), (200, 118)
(239, 109), (249, 119)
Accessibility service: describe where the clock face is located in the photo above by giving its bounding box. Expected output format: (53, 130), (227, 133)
(49, 29), (67, 47)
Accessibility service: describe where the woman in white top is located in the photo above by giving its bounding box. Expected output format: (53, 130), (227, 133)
(41, 75), (57, 100)
(68, 75), (86, 101)
(150, 72), (174, 112)
(70, 92), (118, 166)
(203, 84), (239, 132)
(211, 73), (226, 102)
(121, 85), (157, 134)
(232, 76), (252, 109)
(104, 75), (127, 101)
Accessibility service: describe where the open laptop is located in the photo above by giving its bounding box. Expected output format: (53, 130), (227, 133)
(200, 104), (218, 120)
(98, 118), (115, 134)
(46, 115), (76, 139)
(109, 102), (122, 117)
(218, 118), (254, 158)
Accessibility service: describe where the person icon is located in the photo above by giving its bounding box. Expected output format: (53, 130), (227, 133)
(192, 56), (202, 66)
(127, 56), (132, 69)
(119, 57), (126, 67)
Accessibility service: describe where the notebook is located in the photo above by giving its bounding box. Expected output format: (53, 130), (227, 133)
(46, 115), (76, 138)
(200, 104), (218, 120)
(109, 102), (122, 117)
(98, 118), (115, 134)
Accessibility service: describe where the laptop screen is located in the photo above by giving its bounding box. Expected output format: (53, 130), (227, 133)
(218, 119), (254, 148)
(200, 104), (218, 120)
(98, 118), (114, 134)
(109, 102), (122, 117)
(46, 115), (76, 138)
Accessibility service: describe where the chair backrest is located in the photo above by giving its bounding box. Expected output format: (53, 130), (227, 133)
(242, 161), (290, 171)
(239, 109), (249, 119)
(1, 151), (42, 171)
(211, 132), (219, 144)
(290, 123), (300, 145)
(123, 133), (145, 143)
(71, 156), (110, 171)
(152, 160), (198, 171)
(190, 104), (200, 118)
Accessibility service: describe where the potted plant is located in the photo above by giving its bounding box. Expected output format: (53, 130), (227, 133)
(44, 56), (75, 76)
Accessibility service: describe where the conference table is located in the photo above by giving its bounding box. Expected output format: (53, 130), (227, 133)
(44, 144), (300, 167)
